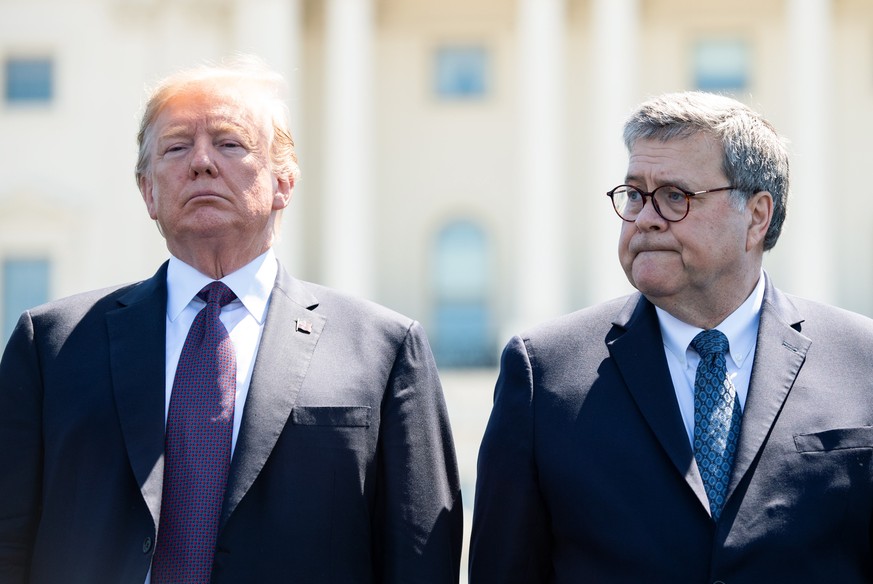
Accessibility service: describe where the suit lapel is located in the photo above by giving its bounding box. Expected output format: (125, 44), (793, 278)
(106, 263), (169, 529)
(220, 266), (324, 529)
(726, 278), (809, 499)
(607, 294), (710, 512)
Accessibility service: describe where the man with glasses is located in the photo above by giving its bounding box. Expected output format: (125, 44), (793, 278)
(470, 91), (873, 583)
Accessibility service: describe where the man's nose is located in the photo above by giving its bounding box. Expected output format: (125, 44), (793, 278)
(634, 195), (666, 231)
(189, 143), (217, 178)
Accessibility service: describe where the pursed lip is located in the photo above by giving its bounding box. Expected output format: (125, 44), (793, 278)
(628, 240), (678, 255)
(185, 190), (228, 204)
(634, 248), (675, 255)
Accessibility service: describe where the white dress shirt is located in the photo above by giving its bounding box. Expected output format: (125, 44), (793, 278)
(164, 248), (277, 453)
(656, 272), (766, 445)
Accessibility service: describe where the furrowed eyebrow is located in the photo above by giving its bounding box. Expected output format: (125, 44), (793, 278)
(156, 124), (193, 142)
(208, 120), (258, 147)
(155, 120), (257, 147)
(623, 176), (693, 191)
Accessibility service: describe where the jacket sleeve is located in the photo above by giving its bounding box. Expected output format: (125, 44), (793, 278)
(469, 335), (553, 583)
(373, 320), (463, 583)
(0, 312), (43, 583)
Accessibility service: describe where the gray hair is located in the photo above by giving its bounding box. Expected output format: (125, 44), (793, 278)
(623, 91), (789, 251)
(135, 54), (300, 187)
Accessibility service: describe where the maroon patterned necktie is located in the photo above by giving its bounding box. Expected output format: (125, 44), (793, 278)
(152, 281), (237, 583)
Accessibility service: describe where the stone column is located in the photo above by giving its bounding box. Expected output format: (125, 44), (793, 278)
(322, 0), (374, 298)
(785, 0), (833, 302)
(514, 0), (567, 330)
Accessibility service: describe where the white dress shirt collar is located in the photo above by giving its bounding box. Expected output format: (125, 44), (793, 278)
(656, 271), (766, 367)
(166, 248), (278, 323)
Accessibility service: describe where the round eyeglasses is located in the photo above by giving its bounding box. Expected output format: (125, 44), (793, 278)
(606, 184), (736, 222)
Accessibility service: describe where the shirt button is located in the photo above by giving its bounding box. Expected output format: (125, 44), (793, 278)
(142, 536), (153, 554)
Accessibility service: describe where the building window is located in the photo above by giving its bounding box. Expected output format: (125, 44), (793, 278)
(431, 219), (495, 368)
(3, 259), (50, 344)
(5, 57), (54, 103)
(434, 45), (489, 99)
(693, 39), (749, 93)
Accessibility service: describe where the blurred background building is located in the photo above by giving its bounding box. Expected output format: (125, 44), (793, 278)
(1, 0), (871, 575)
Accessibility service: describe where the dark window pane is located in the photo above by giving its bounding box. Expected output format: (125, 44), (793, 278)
(431, 220), (495, 368)
(3, 259), (50, 343)
(6, 57), (53, 103)
(435, 46), (489, 99)
(693, 40), (749, 92)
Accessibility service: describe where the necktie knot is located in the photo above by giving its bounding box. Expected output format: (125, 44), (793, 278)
(197, 281), (236, 308)
(691, 329), (729, 358)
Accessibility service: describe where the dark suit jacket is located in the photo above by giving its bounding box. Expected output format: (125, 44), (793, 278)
(0, 261), (462, 583)
(470, 275), (873, 583)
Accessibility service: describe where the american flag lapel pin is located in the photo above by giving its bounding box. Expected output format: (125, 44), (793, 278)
(295, 319), (313, 334)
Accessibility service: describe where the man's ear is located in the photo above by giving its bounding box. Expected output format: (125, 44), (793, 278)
(746, 190), (773, 251)
(272, 174), (294, 211)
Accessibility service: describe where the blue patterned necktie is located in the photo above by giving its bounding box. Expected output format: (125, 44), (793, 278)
(152, 281), (237, 583)
(691, 329), (741, 522)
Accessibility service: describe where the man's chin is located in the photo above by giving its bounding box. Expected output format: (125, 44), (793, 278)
(629, 271), (679, 300)
(630, 255), (677, 284)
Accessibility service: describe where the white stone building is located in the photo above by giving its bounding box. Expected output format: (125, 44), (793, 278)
(2, 0), (871, 365)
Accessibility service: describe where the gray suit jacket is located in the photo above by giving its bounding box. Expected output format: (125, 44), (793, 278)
(470, 274), (873, 583)
(0, 261), (462, 583)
